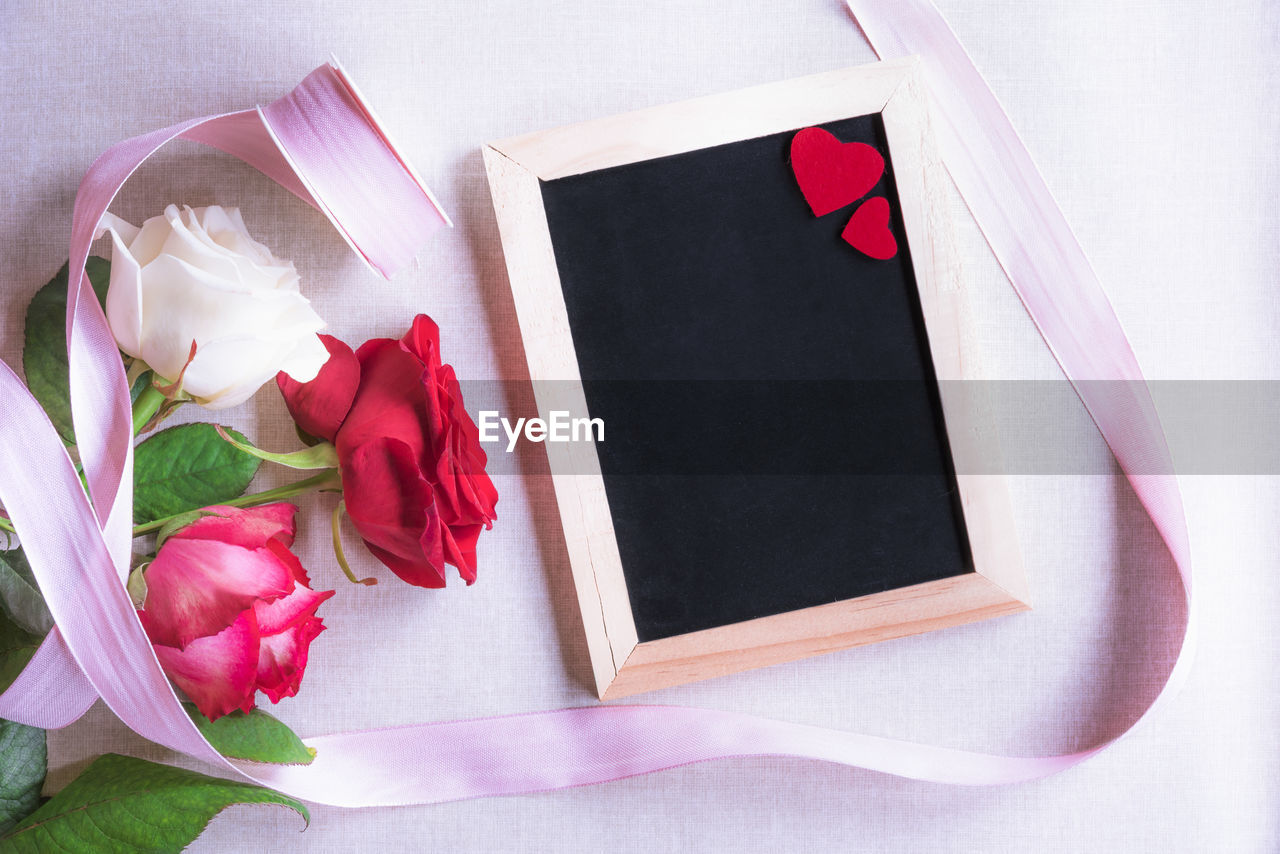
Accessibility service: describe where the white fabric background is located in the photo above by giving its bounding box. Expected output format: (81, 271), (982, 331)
(1, 0), (1277, 850)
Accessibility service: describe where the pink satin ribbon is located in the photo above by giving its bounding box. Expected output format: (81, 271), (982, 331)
(0, 2), (1193, 807)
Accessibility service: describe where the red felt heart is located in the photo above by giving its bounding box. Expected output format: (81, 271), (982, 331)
(789, 127), (884, 217)
(842, 196), (897, 260)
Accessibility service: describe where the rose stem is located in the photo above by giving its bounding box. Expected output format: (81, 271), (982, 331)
(130, 383), (168, 435)
(130, 469), (342, 538)
(331, 500), (376, 586)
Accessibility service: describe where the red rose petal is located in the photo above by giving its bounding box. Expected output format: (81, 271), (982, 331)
(441, 523), (482, 584)
(399, 314), (443, 375)
(340, 339), (432, 465)
(365, 541), (446, 589)
(342, 436), (448, 588)
(276, 334), (361, 443)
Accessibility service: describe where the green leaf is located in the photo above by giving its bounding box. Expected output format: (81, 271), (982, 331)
(0, 753), (308, 853)
(183, 704), (315, 766)
(22, 259), (112, 445)
(0, 551), (52, 638)
(0, 721), (46, 836)
(0, 613), (42, 695)
(133, 424), (262, 525)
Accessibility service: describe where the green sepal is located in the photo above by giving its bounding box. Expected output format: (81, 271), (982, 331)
(214, 426), (339, 471)
(125, 563), (149, 609)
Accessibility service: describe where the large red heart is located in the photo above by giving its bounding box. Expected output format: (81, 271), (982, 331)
(789, 127), (884, 217)
(841, 196), (898, 260)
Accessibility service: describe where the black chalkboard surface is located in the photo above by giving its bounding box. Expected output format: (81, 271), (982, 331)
(485, 60), (1027, 699)
(540, 114), (972, 642)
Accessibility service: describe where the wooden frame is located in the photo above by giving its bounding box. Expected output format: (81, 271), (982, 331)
(483, 58), (1030, 701)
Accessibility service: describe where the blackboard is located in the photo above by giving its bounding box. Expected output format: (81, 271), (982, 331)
(485, 60), (1028, 699)
(540, 114), (972, 642)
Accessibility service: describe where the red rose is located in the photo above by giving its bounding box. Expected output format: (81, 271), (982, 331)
(277, 315), (497, 588)
(137, 503), (334, 721)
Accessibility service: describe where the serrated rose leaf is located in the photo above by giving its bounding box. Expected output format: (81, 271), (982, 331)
(0, 720), (46, 836)
(133, 424), (261, 525)
(0, 753), (307, 853)
(0, 612), (42, 695)
(183, 703), (315, 766)
(22, 258), (112, 445)
(0, 550), (52, 637)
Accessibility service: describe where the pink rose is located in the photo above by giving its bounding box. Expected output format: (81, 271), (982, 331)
(137, 503), (335, 721)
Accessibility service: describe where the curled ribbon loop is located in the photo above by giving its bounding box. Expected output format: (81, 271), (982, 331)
(0, 3), (1193, 807)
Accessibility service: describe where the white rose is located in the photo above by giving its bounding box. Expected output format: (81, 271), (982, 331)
(96, 204), (329, 410)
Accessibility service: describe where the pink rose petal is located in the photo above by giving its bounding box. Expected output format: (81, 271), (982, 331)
(169, 503), (299, 550)
(256, 617), (326, 704)
(153, 612), (260, 720)
(140, 538), (294, 649)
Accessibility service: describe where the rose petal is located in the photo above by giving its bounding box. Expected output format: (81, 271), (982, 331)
(95, 211), (140, 244)
(263, 538), (311, 587)
(276, 332), (331, 386)
(139, 538), (294, 649)
(399, 314), (443, 375)
(276, 334), (360, 443)
(126, 208), (179, 267)
(179, 206), (301, 296)
(253, 576), (334, 636)
(169, 503), (298, 551)
(153, 611), (260, 721)
(158, 205), (247, 284)
(183, 335), (296, 406)
(441, 523), (482, 584)
(255, 616), (326, 704)
(200, 206), (277, 267)
(136, 249), (324, 397)
(435, 367), (498, 526)
(342, 436), (447, 587)
(103, 226), (145, 357)
(364, 541), (445, 589)
(339, 339), (431, 463)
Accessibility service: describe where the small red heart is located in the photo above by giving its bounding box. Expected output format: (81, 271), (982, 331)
(789, 127), (884, 217)
(842, 197), (897, 260)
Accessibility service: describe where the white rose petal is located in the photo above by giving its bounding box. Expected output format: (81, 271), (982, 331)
(102, 227), (144, 356)
(98, 204), (329, 408)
